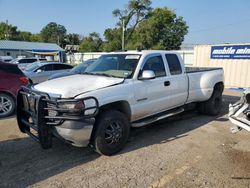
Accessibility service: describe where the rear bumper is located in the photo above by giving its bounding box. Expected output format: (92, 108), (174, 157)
(16, 86), (99, 148)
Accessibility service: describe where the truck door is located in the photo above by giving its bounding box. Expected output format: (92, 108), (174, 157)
(164, 54), (188, 108)
(133, 54), (172, 120)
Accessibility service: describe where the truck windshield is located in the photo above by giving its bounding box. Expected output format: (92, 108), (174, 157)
(84, 54), (141, 78)
(71, 59), (96, 74)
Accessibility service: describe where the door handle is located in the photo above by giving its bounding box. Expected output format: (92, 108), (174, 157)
(164, 81), (170, 86)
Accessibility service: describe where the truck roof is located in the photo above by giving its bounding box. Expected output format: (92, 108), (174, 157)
(108, 50), (179, 56)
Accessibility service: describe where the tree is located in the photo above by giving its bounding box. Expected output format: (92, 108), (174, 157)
(16, 31), (32, 41)
(65, 33), (81, 45)
(103, 28), (122, 52)
(79, 32), (103, 52)
(30, 33), (42, 42)
(0, 22), (20, 40)
(40, 22), (67, 46)
(108, 0), (152, 50)
(129, 7), (188, 50)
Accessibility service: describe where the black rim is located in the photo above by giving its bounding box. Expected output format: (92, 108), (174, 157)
(105, 121), (123, 145)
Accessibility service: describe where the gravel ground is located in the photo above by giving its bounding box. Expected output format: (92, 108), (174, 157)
(1, 90), (250, 188)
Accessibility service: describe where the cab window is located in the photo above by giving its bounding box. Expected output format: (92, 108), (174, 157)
(141, 55), (166, 77)
(165, 54), (182, 75)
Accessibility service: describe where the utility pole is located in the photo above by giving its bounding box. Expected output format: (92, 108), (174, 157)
(57, 35), (60, 46)
(5, 20), (9, 40)
(122, 18), (125, 51)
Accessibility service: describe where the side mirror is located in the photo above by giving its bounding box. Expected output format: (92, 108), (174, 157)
(139, 70), (156, 80)
(36, 69), (42, 73)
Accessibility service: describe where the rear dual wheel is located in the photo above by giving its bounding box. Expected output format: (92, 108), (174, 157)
(197, 90), (222, 116)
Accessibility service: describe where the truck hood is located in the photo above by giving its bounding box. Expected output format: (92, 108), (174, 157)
(34, 74), (124, 98)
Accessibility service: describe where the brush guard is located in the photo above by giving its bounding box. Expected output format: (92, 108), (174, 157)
(16, 86), (99, 149)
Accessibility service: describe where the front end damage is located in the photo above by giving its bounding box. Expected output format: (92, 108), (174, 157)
(229, 90), (250, 133)
(16, 86), (99, 149)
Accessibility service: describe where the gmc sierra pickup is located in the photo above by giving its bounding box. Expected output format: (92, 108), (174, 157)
(16, 50), (224, 155)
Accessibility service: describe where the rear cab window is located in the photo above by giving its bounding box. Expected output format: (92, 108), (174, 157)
(165, 54), (182, 75)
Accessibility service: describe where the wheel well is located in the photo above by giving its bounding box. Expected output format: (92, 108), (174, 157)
(98, 101), (131, 121)
(214, 82), (224, 93)
(90, 100), (131, 145)
(0, 91), (15, 102)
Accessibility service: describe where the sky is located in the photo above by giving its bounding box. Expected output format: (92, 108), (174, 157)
(0, 0), (250, 44)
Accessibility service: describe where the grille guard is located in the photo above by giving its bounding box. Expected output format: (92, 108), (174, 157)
(16, 86), (99, 149)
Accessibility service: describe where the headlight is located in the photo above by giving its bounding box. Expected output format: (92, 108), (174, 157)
(56, 97), (98, 117)
(74, 101), (85, 110)
(58, 101), (85, 110)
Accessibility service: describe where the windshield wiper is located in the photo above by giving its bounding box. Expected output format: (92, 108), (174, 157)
(94, 73), (114, 77)
(81, 72), (114, 77)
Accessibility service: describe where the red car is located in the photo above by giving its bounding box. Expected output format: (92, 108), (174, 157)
(0, 61), (29, 118)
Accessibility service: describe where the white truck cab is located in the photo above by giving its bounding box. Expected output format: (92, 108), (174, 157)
(17, 50), (224, 155)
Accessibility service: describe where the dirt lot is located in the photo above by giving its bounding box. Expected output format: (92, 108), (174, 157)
(1, 90), (250, 188)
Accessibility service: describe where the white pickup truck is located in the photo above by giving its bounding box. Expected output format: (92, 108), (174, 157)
(17, 51), (224, 155)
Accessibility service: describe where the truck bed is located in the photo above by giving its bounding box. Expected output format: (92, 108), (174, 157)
(185, 67), (222, 73)
(185, 66), (224, 104)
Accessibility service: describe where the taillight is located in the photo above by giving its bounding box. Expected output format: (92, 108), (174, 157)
(19, 76), (29, 85)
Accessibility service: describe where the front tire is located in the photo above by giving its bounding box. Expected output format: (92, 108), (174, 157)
(93, 110), (130, 156)
(0, 93), (15, 118)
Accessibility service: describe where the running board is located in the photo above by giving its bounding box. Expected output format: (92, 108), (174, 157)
(132, 107), (184, 128)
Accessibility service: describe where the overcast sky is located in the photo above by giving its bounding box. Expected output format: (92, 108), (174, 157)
(0, 0), (250, 44)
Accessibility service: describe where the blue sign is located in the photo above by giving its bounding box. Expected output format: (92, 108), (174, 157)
(211, 45), (250, 59)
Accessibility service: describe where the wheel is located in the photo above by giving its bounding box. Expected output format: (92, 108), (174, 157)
(93, 110), (130, 156)
(0, 93), (15, 118)
(197, 90), (222, 116)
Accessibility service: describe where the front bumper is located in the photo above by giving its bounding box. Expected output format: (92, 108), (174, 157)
(52, 118), (95, 147)
(228, 97), (250, 133)
(16, 86), (99, 148)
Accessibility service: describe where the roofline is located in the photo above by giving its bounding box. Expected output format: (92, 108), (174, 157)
(0, 40), (64, 51)
(0, 40), (62, 46)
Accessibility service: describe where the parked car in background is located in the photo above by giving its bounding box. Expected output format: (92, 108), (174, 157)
(0, 61), (29, 118)
(0, 56), (13, 62)
(24, 61), (73, 84)
(10, 57), (47, 70)
(49, 58), (96, 80)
